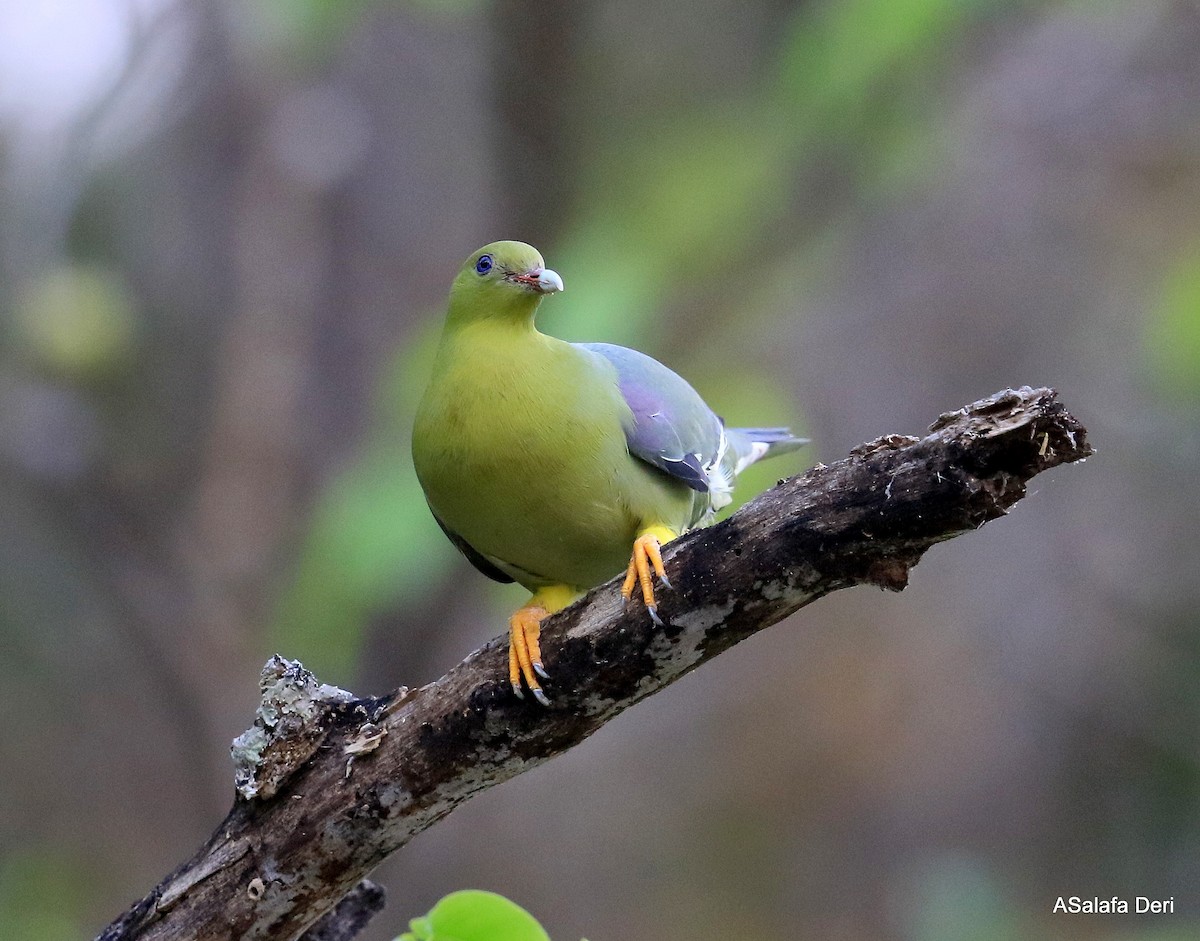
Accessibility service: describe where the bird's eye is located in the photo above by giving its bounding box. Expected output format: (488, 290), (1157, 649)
(475, 254), (493, 275)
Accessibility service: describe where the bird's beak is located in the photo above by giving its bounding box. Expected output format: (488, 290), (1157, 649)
(509, 267), (564, 295)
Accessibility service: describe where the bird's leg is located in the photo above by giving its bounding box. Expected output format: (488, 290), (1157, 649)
(621, 524), (678, 625)
(509, 584), (579, 706)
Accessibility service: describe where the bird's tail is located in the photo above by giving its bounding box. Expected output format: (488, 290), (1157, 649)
(726, 427), (809, 475)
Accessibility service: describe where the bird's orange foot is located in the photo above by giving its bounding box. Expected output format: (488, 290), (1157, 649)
(621, 527), (677, 626)
(508, 604), (551, 706)
(508, 585), (579, 706)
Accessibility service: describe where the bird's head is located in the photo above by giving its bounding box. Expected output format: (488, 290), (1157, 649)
(447, 240), (564, 323)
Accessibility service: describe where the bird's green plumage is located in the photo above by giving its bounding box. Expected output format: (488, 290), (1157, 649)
(412, 240), (803, 598)
(413, 242), (694, 592)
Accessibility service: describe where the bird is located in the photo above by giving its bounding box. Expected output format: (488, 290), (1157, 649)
(412, 241), (806, 705)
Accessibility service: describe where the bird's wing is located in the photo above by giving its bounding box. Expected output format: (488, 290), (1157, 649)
(429, 505), (516, 584)
(580, 342), (724, 494)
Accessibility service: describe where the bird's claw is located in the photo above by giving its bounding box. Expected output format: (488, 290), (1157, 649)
(509, 604), (551, 706)
(621, 531), (673, 625)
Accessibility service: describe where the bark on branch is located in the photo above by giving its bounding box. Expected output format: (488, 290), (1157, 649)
(97, 387), (1092, 941)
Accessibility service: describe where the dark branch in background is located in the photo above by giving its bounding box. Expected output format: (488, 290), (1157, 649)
(298, 881), (386, 941)
(97, 387), (1092, 941)
(491, 0), (582, 243)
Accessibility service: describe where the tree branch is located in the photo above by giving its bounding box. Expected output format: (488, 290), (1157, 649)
(97, 387), (1092, 941)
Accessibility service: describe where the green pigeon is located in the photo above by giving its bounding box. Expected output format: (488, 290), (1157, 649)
(412, 241), (806, 704)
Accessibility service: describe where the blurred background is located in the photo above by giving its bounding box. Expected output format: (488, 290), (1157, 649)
(1, 0), (1198, 939)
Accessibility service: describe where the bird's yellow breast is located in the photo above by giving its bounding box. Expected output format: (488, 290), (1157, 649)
(412, 322), (690, 590)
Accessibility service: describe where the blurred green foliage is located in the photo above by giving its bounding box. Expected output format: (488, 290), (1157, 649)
(244, 0), (486, 64)
(905, 854), (1026, 941)
(1145, 244), (1200, 403)
(272, 322), (456, 678)
(271, 0), (991, 678)
(0, 848), (93, 941)
(13, 264), (139, 382)
(4, 0), (1200, 938)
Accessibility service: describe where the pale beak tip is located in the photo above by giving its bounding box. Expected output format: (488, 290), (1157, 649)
(536, 267), (564, 294)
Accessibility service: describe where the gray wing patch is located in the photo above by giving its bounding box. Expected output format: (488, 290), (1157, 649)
(580, 342), (723, 493)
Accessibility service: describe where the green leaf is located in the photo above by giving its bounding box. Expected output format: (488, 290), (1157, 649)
(396, 890), (551, 941)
